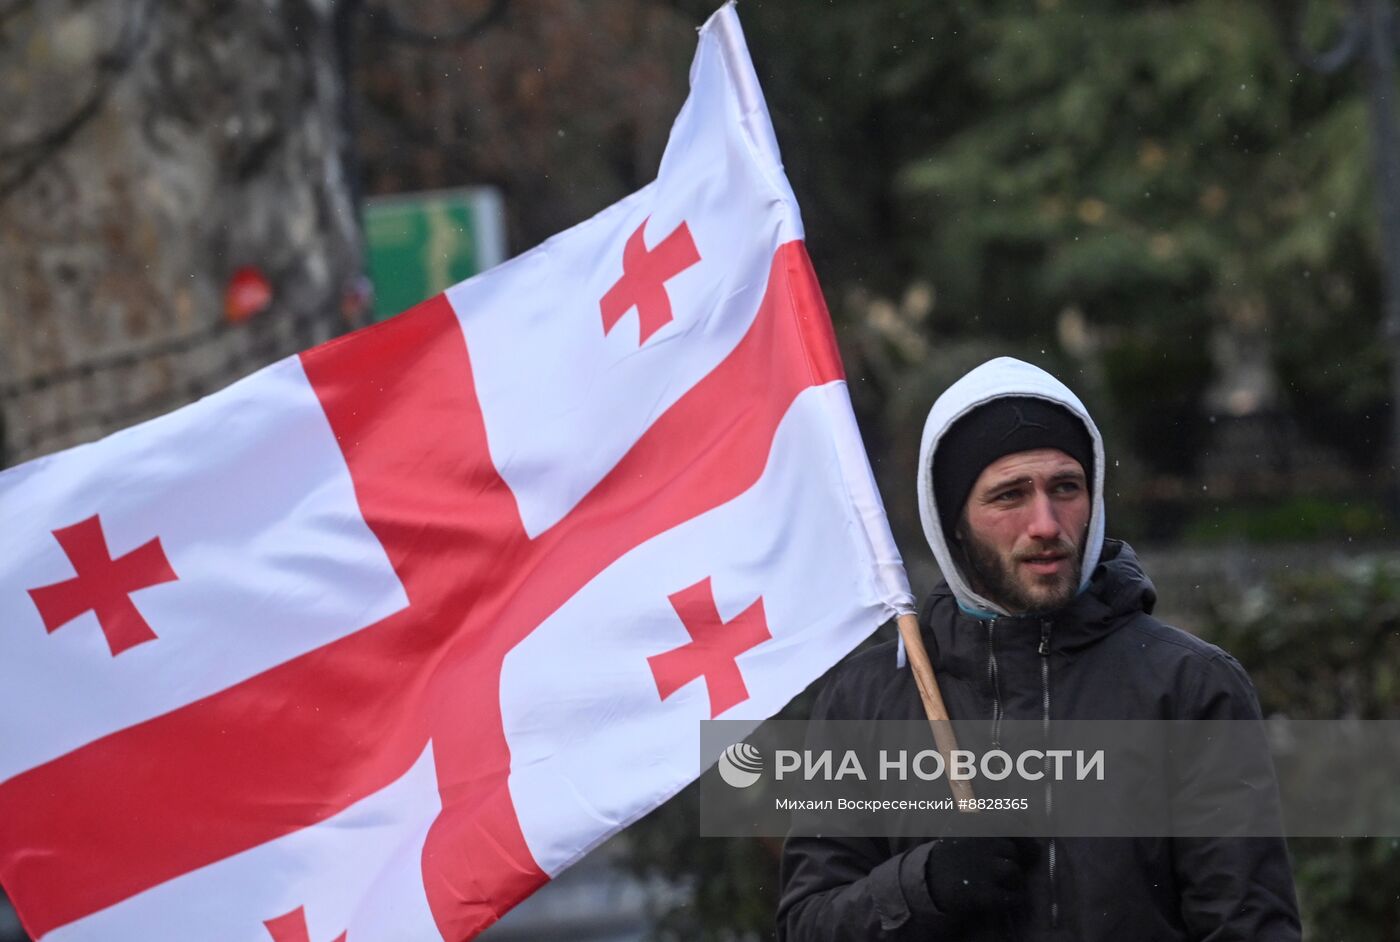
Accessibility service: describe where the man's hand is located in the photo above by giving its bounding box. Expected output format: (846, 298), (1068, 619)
(923, 835), (1039, 917)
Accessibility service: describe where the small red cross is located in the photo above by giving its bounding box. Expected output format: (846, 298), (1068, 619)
(599, 216), (701, 345)
(647, 577), (771, 718)
(27, 514), (178, 657)
(264, 906), (346, 942)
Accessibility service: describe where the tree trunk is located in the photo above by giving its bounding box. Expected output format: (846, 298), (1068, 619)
(0, 0), (364, 467)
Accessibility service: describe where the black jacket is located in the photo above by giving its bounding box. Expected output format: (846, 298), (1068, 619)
(776, 540), (1301, 941)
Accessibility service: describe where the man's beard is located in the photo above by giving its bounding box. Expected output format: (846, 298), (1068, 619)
(959, 528), (1084, 615)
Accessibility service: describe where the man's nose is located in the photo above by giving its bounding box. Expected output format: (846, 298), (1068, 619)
(1025, 490), (1062, 541)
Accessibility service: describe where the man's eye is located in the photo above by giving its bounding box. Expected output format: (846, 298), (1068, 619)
(1054, 481), (1083, 495)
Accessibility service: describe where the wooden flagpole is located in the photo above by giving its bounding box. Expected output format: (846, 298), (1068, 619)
(896, 612), (976, 806)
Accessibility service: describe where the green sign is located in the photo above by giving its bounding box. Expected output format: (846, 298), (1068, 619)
(364, 187), (506, 320)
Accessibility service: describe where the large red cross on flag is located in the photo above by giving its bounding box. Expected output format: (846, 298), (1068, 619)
(0, 5), (913, 940)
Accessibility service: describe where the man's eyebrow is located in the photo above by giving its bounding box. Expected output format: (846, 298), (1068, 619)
(979, 468), (1085, 496)
(979, 475), (1033, 496)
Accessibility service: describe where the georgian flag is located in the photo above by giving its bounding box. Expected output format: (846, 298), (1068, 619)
(0, 5), (914, 940)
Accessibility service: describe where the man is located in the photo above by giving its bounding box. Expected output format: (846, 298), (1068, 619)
(776, 357), (1300, 941)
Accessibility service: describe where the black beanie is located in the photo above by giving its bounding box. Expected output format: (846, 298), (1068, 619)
(933, 396), (1094, 542)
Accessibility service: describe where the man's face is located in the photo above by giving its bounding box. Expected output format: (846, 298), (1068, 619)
(956, 448), (1090, 615)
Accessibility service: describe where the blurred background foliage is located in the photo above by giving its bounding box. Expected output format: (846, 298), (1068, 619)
(678, 0), (1392, 550)
(1202, 557), (1400, 939)
(4, 0), (1400, 938)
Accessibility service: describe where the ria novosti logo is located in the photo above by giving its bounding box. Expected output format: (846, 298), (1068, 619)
(718, 742), (764, 788)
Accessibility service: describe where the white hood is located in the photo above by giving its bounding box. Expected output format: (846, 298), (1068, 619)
(916, 357), (1106, 618)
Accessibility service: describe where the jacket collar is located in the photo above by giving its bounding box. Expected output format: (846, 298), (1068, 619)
(916, 539), (1155, 677)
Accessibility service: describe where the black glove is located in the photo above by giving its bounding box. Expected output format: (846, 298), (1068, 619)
(923, 834), (1039, 917)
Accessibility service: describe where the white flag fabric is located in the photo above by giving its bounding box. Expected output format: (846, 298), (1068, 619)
(0, 5), (914, 940)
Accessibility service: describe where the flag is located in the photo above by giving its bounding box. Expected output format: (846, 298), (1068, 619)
(0, 5), (914, 940)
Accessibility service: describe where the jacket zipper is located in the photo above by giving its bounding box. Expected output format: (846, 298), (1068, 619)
(1039, 618), (1059, 930)
(987, 618), (1003, 748)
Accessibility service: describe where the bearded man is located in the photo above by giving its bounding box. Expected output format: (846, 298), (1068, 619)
(776, 357), (1301, 941)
